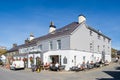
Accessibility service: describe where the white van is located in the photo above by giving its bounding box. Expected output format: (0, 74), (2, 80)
(10, 61), (25, 70)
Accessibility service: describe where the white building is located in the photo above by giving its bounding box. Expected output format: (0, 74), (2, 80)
(11, 15), (111, 70)
(18, 34), (41, 68)
(36, 15), (111, 70)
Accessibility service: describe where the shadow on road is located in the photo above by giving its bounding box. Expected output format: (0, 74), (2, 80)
(115, 66), (120, 70)
(96, 67), (120, 80)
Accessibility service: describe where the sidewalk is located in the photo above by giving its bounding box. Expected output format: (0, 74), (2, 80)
(1, 62), (118, 73)
(25, 62), (116, 73)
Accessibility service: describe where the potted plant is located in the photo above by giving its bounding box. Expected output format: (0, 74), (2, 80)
(30, 57), (34, 65)
(36, 57), (41, 72)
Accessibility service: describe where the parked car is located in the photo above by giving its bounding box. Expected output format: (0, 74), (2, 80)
(10, 61), (25, 70)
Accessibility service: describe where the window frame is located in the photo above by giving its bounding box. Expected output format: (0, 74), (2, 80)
(57, 40), (61, 50)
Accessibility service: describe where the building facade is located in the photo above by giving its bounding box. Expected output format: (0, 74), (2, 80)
(7, 15), (111, 70)
(36, 15), (111, 70)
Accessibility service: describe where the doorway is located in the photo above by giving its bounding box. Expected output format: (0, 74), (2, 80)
(50, 55), (59, 64)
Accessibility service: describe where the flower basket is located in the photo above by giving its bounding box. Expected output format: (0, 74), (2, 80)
(30, 57), (34, 64)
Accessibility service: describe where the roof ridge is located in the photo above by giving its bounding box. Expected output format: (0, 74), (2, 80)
(33, 22), (79, 41)
(87, 26), (111, 40)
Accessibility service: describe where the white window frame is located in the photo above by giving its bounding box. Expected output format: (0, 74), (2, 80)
(38, 44), (42, 51)
(49, 41), (53, 50)
(57, 40), (61, 50)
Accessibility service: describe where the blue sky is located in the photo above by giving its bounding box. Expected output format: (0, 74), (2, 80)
(0, 0), (120, 50)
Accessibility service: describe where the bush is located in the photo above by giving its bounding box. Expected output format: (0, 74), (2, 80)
(112, 53), (116, 58)
(0, 60), (3, 65)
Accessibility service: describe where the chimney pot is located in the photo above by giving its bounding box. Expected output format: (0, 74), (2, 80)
(29, 33), (34, 41)
(78, 14), (86, 23)
(13, 43), (17, 48)
(49, 21), (56, 33)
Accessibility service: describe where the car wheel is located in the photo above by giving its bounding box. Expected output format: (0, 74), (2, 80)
(13, 67), (16, 70)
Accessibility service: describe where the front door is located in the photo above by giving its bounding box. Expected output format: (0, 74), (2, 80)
(50, 55), (59, 64)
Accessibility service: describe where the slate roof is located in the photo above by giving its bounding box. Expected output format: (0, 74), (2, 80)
(7, 46), (19, 52)
(87, 26), (111, 40)
(7, 22), (80, 52)
(7, 40), (37, 52)
(8, 21), (111, 52)
(33, 22), (80, 42)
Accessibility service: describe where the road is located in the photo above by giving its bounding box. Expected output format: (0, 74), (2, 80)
(0, 63), (120, 80)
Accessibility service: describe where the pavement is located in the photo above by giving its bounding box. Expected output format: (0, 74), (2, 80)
(23, 62), (118, 73)
(0, 62), (117, 73)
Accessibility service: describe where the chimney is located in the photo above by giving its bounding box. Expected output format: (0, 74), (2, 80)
(25, 38), (29, 44)
(29, 33), (34, 41)
(49, 21), (56, 33)
(78, 14), (86, 23)
(13, 43), (17, 48)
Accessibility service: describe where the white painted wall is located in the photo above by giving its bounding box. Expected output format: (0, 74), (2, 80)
(70, 22), (89, 51)
(28, 53), (41, 68)
(49, 27), (56, 33)
(70, 22), (111, 62)
(78, 15), (86, 23)
(43, 50), (110, 71)
(37, 35), (70, 52)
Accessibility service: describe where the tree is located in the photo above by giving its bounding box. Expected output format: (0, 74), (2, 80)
(111, 48), (118, 58)
(0, 49), (7, 56)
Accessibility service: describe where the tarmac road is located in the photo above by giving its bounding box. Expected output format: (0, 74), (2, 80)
(0, 62), (120, 80)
